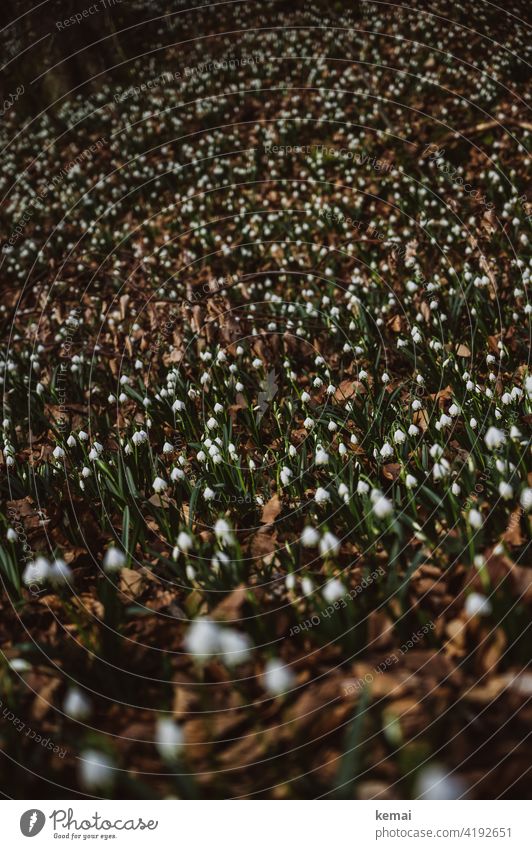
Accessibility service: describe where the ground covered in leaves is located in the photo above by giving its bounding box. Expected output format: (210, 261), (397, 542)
(0, 0), (531, 799)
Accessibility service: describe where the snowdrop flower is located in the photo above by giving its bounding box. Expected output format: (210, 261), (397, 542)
(416, 764), (465, 800)
(322, 578), (345, 603)
(380, 442), (393, 459)
(78, 430), (89, 441)
(301, 526), (319, 547)
(338, 442), (347, 457)
(301, 577), (314, 596)
(350, 434), (358, 445)
(319, 532), (340, 557)
(67, 434), (76, 448)
(155, 718), (184, 762)
(23, 557), (50, 586)
(432, 459), (450, 480)
(315, 447), (329, 466)
(448, 403), (460, 417)
(464, 593), (492, 617)
(313, 377), (323, 388)
(197, 450), (207, 463)
(285, 573), (296, 591)
(315, 487), (330, 505)
(393, 429), (406, 444)
(303, 417), (314, 429)
(288, 444), (297, 458)
(451, 482), (461, 496)
(152, 476), (168, 494)
(53, 446), (65, 460)
(468, 509), (483, 529)
(327, 420), (338, 432)
(103, 547), (126, 572)
(49, 558), (72, 586)
(132, 430), (148, 445)
(301, 391), (310, 403)
(252, 358), (262, 369)
(381, 372), (390, 384)
(338, 482), (349, 502)
(206, 417), (217, 431)
(172, 399), (185, 412)
(405, 474), (418, 488)
(520, 488), (532, 512)
(79, 750), (114, 790)
(88, 448), (98, 461)
(176, 531), (193, 553)
(6, 527), (17, 542)
(218, 629), (253, 667)
(184, 619), (221, 660)
(108, 394), (116, 403)
(411, 399), (422, 411)
(498, 482), (513, 500)
(171, 467), (185, 481)
(214, 519), (234, 546)
(280, 466), (293, 486)
(501, 392), (512, 405)
(63, 687), (91, 720)
(81, 466), (91, 478)
(430, 443), (444, 459)
(469, 418), (478, 429)
(203, 486), (216, 501)
(263, 658), (295, 695)
(484, 426), (506, 450)
(408, 424), (419, 437)
(372, 493), (393, 519)
(359, 370), (368, 380)
(357, 480), (370, 495)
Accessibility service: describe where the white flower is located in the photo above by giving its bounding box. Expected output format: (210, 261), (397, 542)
(203, 487), (216, 501)
(103, 547), (126, 572)
(132, 430), (148, 445)
(315, 447), (329, 466)
(79, 750), (114, 790)
(464, 593), (492, 617)
(338, 482), (349, 502)
(152, 476), (168, 494)
(405, 474), (418, 488)
(468, 509), (483, 529)
(451, 482), (461, 496)
(338, 442), (347, 457)
(280, 466), (293, 486)
(382, 372), (390, 383)
(327, 420), (337, 432)
(484, 426), (506, 450)
(301, 577), (314, 596)
(78, 430), (89, 441)
(411, 399), (422, 411)
(81, 466), (91, 478)
(252, 358), (262, 369)
(300, 391), (310, 403)
(263, 658), (295, 695)
(218, 629), (253, 667)
(319, 532), (340, 557)
(177, 531), (193, 553)
(380, 442), (393, 459)
(206, 416), (217, 430)
(520, 488), (532, 512)
(171, 467), (185, 481)
(63, 687), (91, 720)
(469, 418), (478, 429)
(67, 434), (76, 448)
(6, 528), (17, 542)
(322, 578), (345, 603)
(23, 557), (50, 586)
(432, 459), (450, 480)
(214, 519), (234, 545)
(448, 403), (460, 417)
(303, 417), (314, 429)
(53, 446), (65, 460)
(416, 764), (465, 800)
(184, 619), (221, 660)
(372, 493), (393, 519)
(356, 480), (369, 495)
(315, 487), (330, 505)
(430, 443), (443, 459)
(393, 429), (406, 444)
(498, 482), (513, 500)
(301, 526), (319, 547)
(49, 558), (72, 586)
(155, 718), (184, 762)
(162, 441), (173, 454)
(172, 400), (185, 412)
(197, 450), (206, 462)
(350, 434), (358, 445)
(288, 444), (297, 458)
